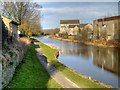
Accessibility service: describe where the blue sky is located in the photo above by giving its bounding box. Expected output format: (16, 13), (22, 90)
(38, 2), (119, 29)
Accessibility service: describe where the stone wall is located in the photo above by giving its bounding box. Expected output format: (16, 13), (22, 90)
(0, 37), (31, 89)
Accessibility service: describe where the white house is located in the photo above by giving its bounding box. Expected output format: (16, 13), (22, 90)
(60, 20), (80, 36)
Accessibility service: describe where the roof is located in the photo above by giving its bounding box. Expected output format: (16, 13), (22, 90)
(60, 20), (80, 24)
(0, 17), (6, 32)
(1, 16), (18, 25)
(80, 24), (87, 28)
(11, 20), (19, 25)
(69, 25), (79, 28)
(95, 16), (120, 22)
(1, 16), (18, 31)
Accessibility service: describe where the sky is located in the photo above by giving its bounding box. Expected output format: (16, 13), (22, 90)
(37, 1), (119, 29)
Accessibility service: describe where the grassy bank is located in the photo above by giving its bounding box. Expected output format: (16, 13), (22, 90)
(6, 44), (62, 88)
(37, 41), (111, 88)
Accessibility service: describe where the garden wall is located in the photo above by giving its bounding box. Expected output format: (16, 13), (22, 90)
(1, 37), (31, 89)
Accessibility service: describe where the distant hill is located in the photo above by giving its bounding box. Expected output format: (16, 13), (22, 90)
(42, 28), (60, 35)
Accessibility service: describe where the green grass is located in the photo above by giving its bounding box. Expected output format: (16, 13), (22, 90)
(38, 41), (109, 88)
(6, 44), (62, 88)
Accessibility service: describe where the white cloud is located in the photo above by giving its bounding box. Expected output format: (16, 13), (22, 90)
(33, 0), (119, 2)
(41, 5), (118, 18)
(41, 2), (118, 29)
(2, 0), (120, 2)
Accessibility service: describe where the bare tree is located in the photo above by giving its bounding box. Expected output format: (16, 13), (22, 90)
(1, 1), (42, 36)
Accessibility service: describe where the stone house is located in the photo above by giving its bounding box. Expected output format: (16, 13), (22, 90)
(59, 20), (80, 36)
(0, 16), (8, 45)
(1, 16), (19, 43)
(93, 16), (120, 41)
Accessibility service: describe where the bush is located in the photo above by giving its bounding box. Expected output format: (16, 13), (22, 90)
(59, 33), (68, 39)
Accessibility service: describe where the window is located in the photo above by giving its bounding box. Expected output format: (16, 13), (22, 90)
(102, 24), (106, 28)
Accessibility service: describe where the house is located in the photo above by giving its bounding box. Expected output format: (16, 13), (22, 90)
(93, 16), (120, 41)
(80, 23), (93, 40)
(1, 16), (19, 43)
(0, 16), (8, 45)
(59, 20), (80, 36)
(80, 24), (87, 30)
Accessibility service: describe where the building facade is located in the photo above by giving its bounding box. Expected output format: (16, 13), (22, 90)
(93, 16), (120, 41)
(1, 16), (19, 42)
(60, 20), (80, 36)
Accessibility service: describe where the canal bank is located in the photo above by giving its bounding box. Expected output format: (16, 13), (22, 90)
(36, 36), (120, 88)
(35, 44), (79, 88)
(48, 35), (120, 48)
(35, 39), (111, 88)
(6, 44), (62, 88)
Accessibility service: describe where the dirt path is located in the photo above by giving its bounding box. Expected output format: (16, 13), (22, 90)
(35, 45), (80, 88)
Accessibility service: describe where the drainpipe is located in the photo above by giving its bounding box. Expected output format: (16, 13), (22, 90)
(97, 23), (99, 40)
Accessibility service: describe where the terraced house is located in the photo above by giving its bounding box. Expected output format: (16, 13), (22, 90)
(59, 20), (80, 36)
(93, 16), (120, 41)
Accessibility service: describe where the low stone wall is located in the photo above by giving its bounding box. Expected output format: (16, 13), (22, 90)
(1, 37), (31, 89)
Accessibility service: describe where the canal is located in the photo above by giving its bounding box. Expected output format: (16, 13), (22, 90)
(36, 36), (120, 88)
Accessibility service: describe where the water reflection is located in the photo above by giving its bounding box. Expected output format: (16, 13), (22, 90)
(93, 47), (120, 75)
(60, 43), (93, 59)
(59, 40), (120, 75)
(37, 36), (120, 87)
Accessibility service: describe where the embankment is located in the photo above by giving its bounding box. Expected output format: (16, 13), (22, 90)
(1, 37), (31, 89)
(37, 41), (112, 88)
(49, 35), (120, 48)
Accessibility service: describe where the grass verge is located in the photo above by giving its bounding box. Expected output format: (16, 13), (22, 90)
(37, 41), (110, 88)
(6, 44), (62, 88)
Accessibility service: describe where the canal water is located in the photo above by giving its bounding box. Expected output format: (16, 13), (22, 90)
(37, 36), (120, 88)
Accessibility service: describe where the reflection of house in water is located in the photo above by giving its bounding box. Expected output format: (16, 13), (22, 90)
(60, 43), (93, 59)
(93, 47), (120, 75)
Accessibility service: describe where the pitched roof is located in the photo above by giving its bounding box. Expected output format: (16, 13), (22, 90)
(69, 25), (79, 28)
(1, 16), (18, 25)
(1, 16), (12, 32)
(60, 20), (80, 24)
(95, 16), (120, 22)
(0, 17), (6, 32)
(1, 16), (18, 31)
